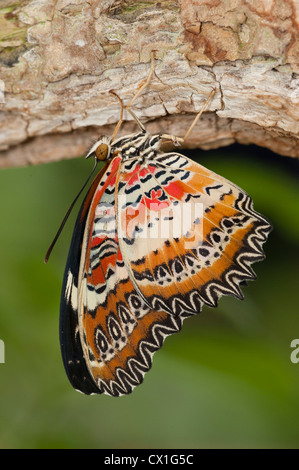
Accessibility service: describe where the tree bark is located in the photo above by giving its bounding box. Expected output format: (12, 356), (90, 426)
(0, 0), (298, 168)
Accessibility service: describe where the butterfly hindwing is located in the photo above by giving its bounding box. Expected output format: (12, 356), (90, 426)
(60, 162), (110, 394)
(61, 156), (186, 396)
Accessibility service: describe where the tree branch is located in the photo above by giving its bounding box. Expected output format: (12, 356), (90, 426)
(0, 0), (298, 167)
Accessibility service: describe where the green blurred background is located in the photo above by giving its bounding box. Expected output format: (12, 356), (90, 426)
(0, 143), (298, 449)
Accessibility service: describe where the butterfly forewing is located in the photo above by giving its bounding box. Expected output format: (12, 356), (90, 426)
(117, 152), (271, 315)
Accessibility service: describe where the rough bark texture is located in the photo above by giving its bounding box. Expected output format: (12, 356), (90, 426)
(0, 0), (298, 167)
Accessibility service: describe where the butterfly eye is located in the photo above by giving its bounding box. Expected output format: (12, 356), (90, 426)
(95, 143), (110, 161)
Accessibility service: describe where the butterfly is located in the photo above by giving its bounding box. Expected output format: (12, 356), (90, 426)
(46, 56), (272, 397)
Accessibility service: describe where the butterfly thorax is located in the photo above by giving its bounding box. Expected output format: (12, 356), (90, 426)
(111, 132), (161, 161)
(87, 132), (164, 163)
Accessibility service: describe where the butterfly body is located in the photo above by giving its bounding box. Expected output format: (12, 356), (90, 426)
(60, 129), (272, 396)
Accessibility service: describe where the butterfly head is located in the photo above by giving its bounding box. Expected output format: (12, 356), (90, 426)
(86, 136), (112, 161)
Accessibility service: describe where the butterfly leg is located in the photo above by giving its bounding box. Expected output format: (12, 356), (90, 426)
(182, 88), (216, 141)
(126, 51), (156, 112)
(125, 51), (157, 133)
(159, 88), (216, 146)
(109, 90), (125, 143)
(109, 51), (156, 138)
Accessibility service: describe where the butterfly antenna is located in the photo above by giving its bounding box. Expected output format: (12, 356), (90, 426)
(44, 157), (98, 264)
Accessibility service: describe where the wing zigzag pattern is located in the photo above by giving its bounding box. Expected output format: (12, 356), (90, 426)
(96, 315), (183, 396)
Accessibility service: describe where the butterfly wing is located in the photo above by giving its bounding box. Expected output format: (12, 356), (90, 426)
(117, 152), (272, 315)
(60, 161), (110, 394)
(61, 156), (184, 396)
